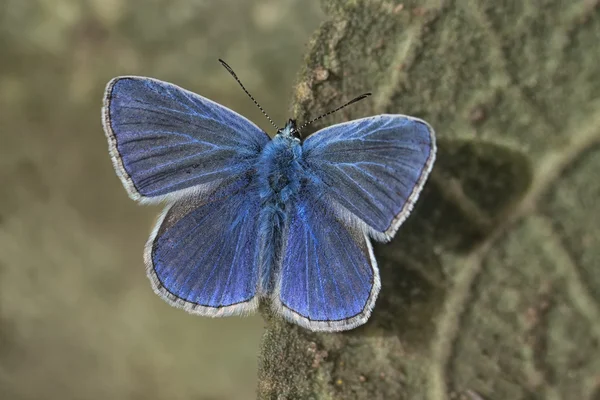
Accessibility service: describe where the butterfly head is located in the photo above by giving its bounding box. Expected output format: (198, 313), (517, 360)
(277, 119), (302, 141)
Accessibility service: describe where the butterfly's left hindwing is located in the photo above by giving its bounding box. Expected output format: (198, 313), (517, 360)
(302, 114), (436, 241)
(145, 184), (261, 316)
(102, 76), (270, 203)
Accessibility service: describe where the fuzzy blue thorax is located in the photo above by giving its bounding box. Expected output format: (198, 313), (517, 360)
(257, 119), (304, 205)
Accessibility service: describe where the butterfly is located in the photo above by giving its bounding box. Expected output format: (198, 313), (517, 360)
(101, 59), (436, 332)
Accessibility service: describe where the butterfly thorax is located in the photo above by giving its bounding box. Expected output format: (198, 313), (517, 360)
(257, 133), (304, 205)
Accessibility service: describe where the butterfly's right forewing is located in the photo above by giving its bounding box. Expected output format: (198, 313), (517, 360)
(102, 76), (270, 203)
(302, 115), (435, 241)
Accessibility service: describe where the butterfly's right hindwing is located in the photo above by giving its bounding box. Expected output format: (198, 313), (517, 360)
(102, 76), (270, 203)
(273, 193), (380, 332)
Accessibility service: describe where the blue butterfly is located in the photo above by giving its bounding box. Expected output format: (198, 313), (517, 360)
(102, 60), (436, 332)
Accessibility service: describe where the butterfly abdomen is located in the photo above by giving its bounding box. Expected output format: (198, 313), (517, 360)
(256, 135), (306, 294)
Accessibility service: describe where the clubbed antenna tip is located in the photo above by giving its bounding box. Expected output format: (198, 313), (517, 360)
(297, 92), (372, 132)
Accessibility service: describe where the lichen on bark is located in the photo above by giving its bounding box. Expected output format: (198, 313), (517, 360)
(258, 1), (600, 399)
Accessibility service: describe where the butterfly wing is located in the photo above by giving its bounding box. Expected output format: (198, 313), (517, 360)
(102, 76), (270, 203)
(273, 194), (380, 332)
(302, 114), (436, 241)
(145, 184), (261, 316)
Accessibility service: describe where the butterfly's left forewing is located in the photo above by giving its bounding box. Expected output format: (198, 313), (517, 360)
(103, 76), (270, 203)
(302, 114), (436, 241)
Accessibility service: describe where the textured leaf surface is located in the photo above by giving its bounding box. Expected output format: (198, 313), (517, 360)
(258, 1), (600, 399)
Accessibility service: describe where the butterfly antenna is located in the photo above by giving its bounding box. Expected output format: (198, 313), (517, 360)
(297, 92), (372, 132)
(218, 59), (279, 130)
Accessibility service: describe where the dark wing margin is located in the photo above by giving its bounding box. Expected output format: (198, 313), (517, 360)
(102, 76), (270, 203)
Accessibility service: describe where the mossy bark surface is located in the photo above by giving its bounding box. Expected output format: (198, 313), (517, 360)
(258, 1), (600, 399)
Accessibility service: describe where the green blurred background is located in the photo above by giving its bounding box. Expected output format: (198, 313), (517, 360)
(0, 1), (323, 399)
